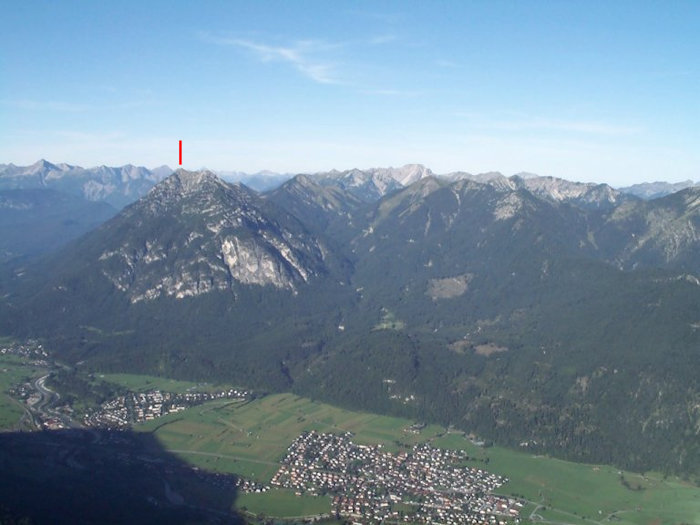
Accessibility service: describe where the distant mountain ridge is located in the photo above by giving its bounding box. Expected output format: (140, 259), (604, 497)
(217, 170), (294, 192)
(0, 160), (173, 208)
(309, 164), (636, 210)
(618, 180), (699, 200)
(4, 160), (697, 208)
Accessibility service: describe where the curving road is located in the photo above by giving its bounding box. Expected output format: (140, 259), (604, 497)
(34, 374), (58, 413)
(29, 373), (81, 429)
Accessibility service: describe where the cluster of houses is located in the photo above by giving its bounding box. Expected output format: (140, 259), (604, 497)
(10, 382), (39, 405)
(40, 416), (67, 430)
(234, 476), (269, 494)
(84, 388), (251, 428)
(271, 431), (522, 524)
(0, 339), (49, 366)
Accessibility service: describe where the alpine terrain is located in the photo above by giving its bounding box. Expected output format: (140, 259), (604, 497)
(1, 166), (698, 479)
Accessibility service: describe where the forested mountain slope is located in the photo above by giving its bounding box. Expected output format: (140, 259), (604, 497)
(1, 169), (698, 477)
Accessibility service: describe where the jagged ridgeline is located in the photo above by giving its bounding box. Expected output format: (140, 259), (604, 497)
(0, 159), (173, 209)
(1, 168), (698, 477)
(3, 170), (354, 389)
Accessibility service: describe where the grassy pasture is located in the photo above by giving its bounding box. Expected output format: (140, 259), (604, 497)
(100, 372), (237, 394)
(435, 433), (700, 525)
(237, 489), (331, 518)
(134, 391), (700, 524)
(137, 393), (445, 483)
(0, 354), (42, 430)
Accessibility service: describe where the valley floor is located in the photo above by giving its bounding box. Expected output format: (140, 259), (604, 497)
(1, 349), (698, 525)
(133, 391), (700, 525)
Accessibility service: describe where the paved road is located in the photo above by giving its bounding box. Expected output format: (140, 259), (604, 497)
(30, 373), (81, 429)
(34, 374), (57, 412)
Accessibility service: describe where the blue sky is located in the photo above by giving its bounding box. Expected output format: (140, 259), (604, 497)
(1, 1), (699, 186)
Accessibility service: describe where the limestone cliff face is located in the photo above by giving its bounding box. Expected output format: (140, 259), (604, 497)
(96, 169), (331, 302)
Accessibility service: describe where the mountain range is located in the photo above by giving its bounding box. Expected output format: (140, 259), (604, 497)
(0, 159), (173, 208)
(619, 180), (699, 200)
(3, 160), (697, 210)
(1, 164), (698, 478)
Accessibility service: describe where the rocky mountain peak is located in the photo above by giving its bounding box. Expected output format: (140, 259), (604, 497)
(512, 175), (624, 209)
(88, 170), (336, 302)
(166, 168), (224, 193)
(290, 173), (316, 188)
(313, 168), (403, 203)
(370, 164), (434, 186)
(143, 169), (234, 209)
(618, 180), (698, 200)
(30, 159), (58, 171)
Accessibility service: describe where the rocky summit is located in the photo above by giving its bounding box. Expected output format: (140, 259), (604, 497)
(79, 169), (334, 302)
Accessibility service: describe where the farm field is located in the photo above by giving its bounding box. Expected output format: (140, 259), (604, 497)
(237, 489), (331, 519)
(136, 393), (445, 483)
(0, 354), (43, 430)
(433, 434), (700, 525)
(134, 392), (700, 524)
(100, 372), (239, 394)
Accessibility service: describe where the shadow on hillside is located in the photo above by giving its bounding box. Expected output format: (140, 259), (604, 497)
(0, 428), (244, 524)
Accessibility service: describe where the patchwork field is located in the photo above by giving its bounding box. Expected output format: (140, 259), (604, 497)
(136, 393), (445, 481)
(0, 354), (43, 430)
(133, 392), (700, 524)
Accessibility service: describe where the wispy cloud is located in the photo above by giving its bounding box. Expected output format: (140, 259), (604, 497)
(342, 9), (404, 26)
(368, 34), (397, 45)
(457, 113), (643, 136)
(54, 130), (127, 142)
(361, 88), (422, 97)
(648, 69), (697, 80)
(2, 97), (155, 113)
(436, 59), (460, 69)
(202, 34), (341, 84)
(1, 99), (92, 112)
(495, 118), (643, 136)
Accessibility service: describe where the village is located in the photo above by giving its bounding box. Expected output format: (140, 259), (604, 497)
(1, 338), (255, 431)
(271, 431), (523, 524)
(0, 338), (50, 364)
(84, 388), (252, 428)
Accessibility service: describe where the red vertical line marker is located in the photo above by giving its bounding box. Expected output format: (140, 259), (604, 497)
(179, 140), (182, 165)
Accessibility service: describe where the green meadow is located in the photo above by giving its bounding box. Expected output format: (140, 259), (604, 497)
(130, 391), (699, 524)
(237, 489), (331, 519)
(0, 354), (43, 430)
(433, 434), (700, 525)
(100, 372), (239, 394)
(136, 393), (444, 481)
